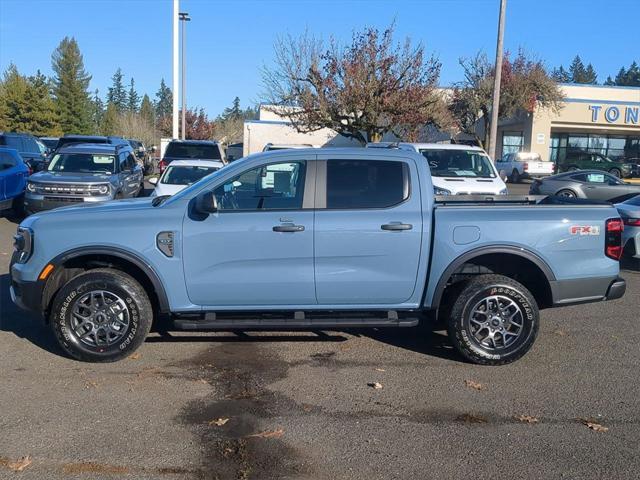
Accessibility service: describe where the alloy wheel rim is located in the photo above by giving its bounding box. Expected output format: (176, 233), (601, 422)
(70, 290), (130, 347)
(468, 295), (524, 351)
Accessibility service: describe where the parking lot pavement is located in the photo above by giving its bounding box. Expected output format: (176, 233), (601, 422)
(1, 193), (639, 479)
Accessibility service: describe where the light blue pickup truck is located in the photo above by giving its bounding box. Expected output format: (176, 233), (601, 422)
(10, 148), (626, 364)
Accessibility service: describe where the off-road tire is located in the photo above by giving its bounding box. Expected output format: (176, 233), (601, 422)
(50, 268), (153, 362)
(447, 274), (539, 365)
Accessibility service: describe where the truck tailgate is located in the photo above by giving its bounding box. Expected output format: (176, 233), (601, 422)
(526, 161), (555, 175)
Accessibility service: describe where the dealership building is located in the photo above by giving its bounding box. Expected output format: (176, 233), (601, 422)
(243, 84), (639, 161)
(496, 84), (640, 162)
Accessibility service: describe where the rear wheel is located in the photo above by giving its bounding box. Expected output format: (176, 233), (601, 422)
(50, 268), (153, 362)
(556, 189), (576, 198)
(447, 274), (539, 365)
(510, 169), (521, 183)
(609, 168), (622, 178)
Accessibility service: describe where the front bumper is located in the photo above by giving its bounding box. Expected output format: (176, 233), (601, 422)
(550, 275), (626, 306)
(24, 193), (112, 213)
(10, 259), (45, 316)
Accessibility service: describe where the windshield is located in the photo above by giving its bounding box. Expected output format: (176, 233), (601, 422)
(165, 142), (221, 160)
(48, 153), (115, 173)
(160, 165), (219, 185)
(419, 149), (496, 178)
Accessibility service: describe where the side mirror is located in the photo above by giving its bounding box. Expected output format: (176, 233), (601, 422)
(195, 191), (218, 214)
(148, 177), (159, 185)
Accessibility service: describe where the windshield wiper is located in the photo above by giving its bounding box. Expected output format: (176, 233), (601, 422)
(152, 195), (171, 207)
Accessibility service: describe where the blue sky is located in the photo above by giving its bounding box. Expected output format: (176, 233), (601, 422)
(0, 0), (638, 116)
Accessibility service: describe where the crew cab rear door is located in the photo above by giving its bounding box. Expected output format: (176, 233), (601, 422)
(313, 153), (423, 305)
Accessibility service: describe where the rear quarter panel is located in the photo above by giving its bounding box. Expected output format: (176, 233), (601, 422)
(423, 204), (621, 307)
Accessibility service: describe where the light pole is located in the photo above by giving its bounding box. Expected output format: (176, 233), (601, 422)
(172, 0), (179, 140)
(179, 11), (191, 140)
(489, 0), (506, 162)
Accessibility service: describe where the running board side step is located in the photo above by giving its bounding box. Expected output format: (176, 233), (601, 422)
(172, 310), (419, 330)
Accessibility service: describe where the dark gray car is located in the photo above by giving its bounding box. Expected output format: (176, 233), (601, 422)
(24, 143), (143, 214)
(530, 170), (640, 203)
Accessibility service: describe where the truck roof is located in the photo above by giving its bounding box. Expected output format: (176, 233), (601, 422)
(57, 143), (124, 155)
(367, 142), (485, 152)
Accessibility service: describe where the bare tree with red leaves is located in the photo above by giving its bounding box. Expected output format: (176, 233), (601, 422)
(450, 50), (564, 151)
(262, 24), (451, 145)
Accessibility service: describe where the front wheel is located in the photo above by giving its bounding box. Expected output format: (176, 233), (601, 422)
(50, 268), (153, 362)
(447, 274), (539, 365)
(609, 168), (621, 178)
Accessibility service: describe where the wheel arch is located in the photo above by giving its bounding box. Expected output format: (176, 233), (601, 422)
(42, 246), (170, 319)
(430, 246), (556, 311)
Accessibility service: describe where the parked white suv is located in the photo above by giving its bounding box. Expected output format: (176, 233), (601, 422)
(497, 152), (556, 183)
(367, 143), (507, 195)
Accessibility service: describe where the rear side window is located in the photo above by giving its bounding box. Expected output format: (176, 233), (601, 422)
(326, 160), (409, 209)
(0, 151), (18, 169)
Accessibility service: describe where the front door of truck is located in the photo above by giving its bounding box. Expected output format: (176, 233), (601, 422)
(182, 158), (317, 307)
(313, 155), (423, 305)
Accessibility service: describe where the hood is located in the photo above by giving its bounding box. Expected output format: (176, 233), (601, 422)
(153, 183), (188, 197)
(29, 171), (114, 184)
(27, 197), (155, 221)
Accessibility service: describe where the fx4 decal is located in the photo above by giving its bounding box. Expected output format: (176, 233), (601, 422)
(570, 225), (601, 236)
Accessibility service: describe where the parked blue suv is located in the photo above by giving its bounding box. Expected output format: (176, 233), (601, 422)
(0, 147), (29, 213)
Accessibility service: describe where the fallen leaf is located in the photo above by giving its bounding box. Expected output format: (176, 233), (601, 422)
(516, 414), (539, 424)
(246, 428), (284, 439)
(457, 413), (487, 424)
(84, 380), (99, 389)
(301, 404), (313, 412)
(375, 368), (386, 372)
(579, 418), (609, 432)
(553, 329), (567, 336)
(128, 353), (141, 360)
(195, 378), (210, 385)
(368, 382), (383, 389)
(208, 418), (230, 426)
(464, 380), (484, 391)
(0, 456), (32, 472)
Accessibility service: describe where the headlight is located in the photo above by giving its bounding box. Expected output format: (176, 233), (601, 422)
(96, 184), (110, 195)
(498, 188), (508, 195)
(26, 182), (37, 193)
(434, 186), (452, 195)
(13, 227), (33, 264)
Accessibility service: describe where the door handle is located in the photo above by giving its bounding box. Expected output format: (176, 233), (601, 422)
(273, 224), (305, 232)
(381, 223), (413, 231)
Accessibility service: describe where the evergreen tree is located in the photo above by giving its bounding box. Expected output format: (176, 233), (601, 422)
(139, 94), (155, 127)
(154, 78), (173, 119)
(221, 96), (242, 121)
(612, 62), (640, 86)
(24, 70), (62, 135)
(101, 102), (119, 135)
(604, 75), (616, 86)
(568, 55), (588, 83)
(51, 36), (93, 134)
(0, 64), (29, 132)
(107, 68), (127, 112)
(551, 66), (571, 83)
(127, 77), (140, 113)
(583, 63), (598, 84)
(91, 89), (104, 133)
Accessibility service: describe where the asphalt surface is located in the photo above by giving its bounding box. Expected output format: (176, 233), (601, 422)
(0, 182), (638, 479)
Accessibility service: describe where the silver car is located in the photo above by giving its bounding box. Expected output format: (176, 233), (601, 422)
(530, 170), (640, 203)
(615, 195), (640, 260)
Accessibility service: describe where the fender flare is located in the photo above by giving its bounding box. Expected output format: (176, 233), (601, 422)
(49, 246), (170, 313)
(429, 245), (556, 308)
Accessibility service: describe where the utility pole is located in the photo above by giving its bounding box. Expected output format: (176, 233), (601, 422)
(172, 0), (179, 139)
(179, 12), (191, 140)
(489, 0), (507, 162)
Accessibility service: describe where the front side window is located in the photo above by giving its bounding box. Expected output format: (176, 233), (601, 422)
(419, 149), (496, 178)
(161, 165), (219, 185)
(48, 153), (115, 173)
(213, 161), (305, 210)
(326, 160), (408, 209)
(0, 151), (17, 169)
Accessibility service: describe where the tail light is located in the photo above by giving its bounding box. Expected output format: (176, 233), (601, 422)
(623, 217), (640, 227)
(159, 159), (168, 173)
(523, 162), (529, 172)
(605, 218), (624, 260)
(27, 165), (33, 176)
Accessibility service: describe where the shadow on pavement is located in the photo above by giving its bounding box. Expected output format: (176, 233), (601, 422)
(0, 273), (62, 356)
